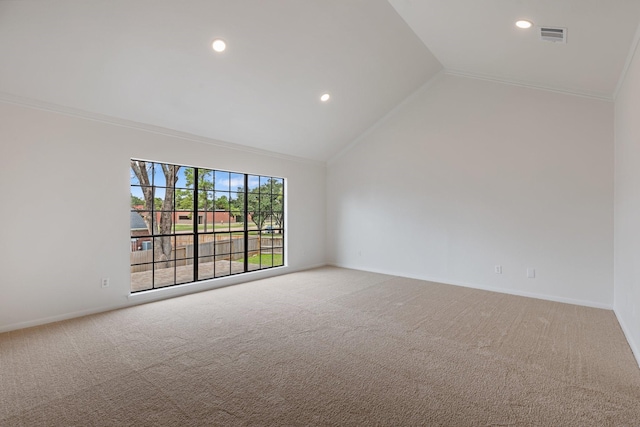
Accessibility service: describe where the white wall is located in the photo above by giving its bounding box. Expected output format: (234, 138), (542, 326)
(327, 74), (614, 308)
(614, 38), (640, 365)
(0, 101), (326, 332)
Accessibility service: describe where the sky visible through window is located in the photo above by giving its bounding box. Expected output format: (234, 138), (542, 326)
(130, 166), (258, 200)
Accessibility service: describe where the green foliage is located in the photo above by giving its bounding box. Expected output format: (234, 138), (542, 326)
(237, 253), (283, 266)
(271, 180), (284, 228)
(154, 197), (163, 211)
(130, 194), (144, 208)
(230, 187), (245, 220)
(175, 189), (194, 210)
(246, 178), (284, 230)
(175, 169), (214, 212)
(215, 195), (229, 210)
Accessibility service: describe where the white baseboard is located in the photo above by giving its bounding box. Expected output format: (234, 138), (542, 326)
(614, 309), (640, 369)
(0, 304), (126, 334)
(327, 262), (613, 310)
(0, 263), (329, 334)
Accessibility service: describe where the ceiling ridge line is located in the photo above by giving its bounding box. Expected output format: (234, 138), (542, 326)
(0, 92), (324, 167)
(444, 69), (614, 102)
(613, 19), (640, 101)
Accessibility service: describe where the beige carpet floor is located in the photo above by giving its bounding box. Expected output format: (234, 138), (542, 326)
(1, 266), (639, 426)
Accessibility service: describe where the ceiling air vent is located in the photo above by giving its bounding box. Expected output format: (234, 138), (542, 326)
(540, 27), (567, 43)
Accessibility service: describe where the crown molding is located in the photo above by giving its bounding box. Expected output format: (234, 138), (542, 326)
(0, 91), (324, 167)
(327, 66), (613, 167)
(444, 69), (614, 102)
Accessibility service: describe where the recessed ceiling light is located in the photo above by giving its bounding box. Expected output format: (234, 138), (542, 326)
(212, 39), (226, 52)
(515, 20), (533, 29)
(320, 93), (330, 102)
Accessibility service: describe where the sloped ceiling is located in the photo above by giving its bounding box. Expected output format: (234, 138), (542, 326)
(1, 1), (639, 162)
(0, 0), (442, 162)
(389, 0), (640, 100)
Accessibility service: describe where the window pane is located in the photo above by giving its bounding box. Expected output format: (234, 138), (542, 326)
(273, 251), (284, 267)
(130, 265), (153, 292)
(247, 192), (258, 207)
(175, 235), (192, 260)
(200, 169), (214, 191)
(130, 245), (153, 264)
(130, 167), (141, 186)
(154, 187), (166, 211)
(247, 248), (261, 271)
(176, 265), (193, 285)
(260, 236), (273, 269)
(260, 251), (274, 269)
(198, 235), (215, 261)
(215, 170), (230, 191)
(177, 167), (194, 189)
(200, 190), (214, 211)
(230, 173), (244, 192)
(130, 160), (153, 186)
(215, 192), (230, 210)
(215, 233), (231, 258)
(178, 218), (194, 233)
(231, 233), (244, 256)
(175, 218), (195, 234)
(247, 234), (259, 255)
(154, 236), (176, 260)
(272, 212), (283, 230)
(203, 214), (214, 233)
(154, 262), (175, 288)
(261, 234), (273, 248)
(260, 194), (273, 214)
(227, 192), (240, 228)
(247, 192), (259, 229)
(214, 214), (230, 232)
(130, 186), (151, 210)
(198, 258), (214, 280)
(248, 175), (260, 191)
(175, 189), (193, 211)
(215, 260), (231, 277)
(260, 176), (272, 193)
(153, 163), (167, 187)
(154, 212), (174, 235)
(131, 211), (151, 236)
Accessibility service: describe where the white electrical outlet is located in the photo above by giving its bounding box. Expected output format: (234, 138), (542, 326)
(527, 268), (535, 279)
(494, 265), (502, 274)
(101, 278), (110, 288)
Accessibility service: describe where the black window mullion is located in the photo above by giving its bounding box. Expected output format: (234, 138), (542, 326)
(193, 168), (199, 281)
(173, 166), (178, 287)
(151, 163), (156, 289)
(244, 174), (249, 273)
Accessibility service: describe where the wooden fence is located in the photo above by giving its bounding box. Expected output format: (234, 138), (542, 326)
(130, 236), (282, 273)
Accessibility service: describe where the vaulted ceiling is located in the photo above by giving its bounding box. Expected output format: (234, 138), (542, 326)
(389, 0), (640, 100)
(1, 0), (639, 162)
